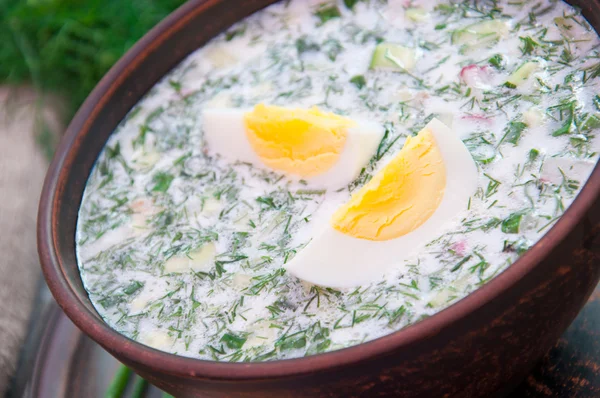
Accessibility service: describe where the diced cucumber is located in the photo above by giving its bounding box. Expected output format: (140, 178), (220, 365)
(406, 8), (429, 22)
(554, 17), (576, 39)
(451, 20), (509, 51)
(504, 62), (539, 88)
(583, 113), (600, 130)
(369, 43), (416, 71)
(523, 108), (544, 127)
(554, 15), (594, 43)
(427, 288), (454, 308)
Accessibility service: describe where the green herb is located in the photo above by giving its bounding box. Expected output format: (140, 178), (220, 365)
(386, 306), (406, 326)
(133, 126), (149, 149)
(552, 101), (576, 136)
(106, 143), (121, 159)
(502, 238), (530, 255)
(501, 212), (524, 234)
(168, 79), (182, 92)
(225, 25), (246, 41)
(323, 38), (344, 61)
(221, 333), (247, 349)
(277, 334), (307, 351)
(352, 310), (371, 325)
(374, 124), (401, 162)
(489, 54), (504, 69)
(557, 168), (580, 194)
(308, 338), (332, 354)
(99, 295), (123, 309)
(295, 37), (320, 54)
(560, 46), (574, 65)
(256, 196), (278, 209)
(528, 148), (540, 162)
(451, 255), (472, 272)
(248, 269), (285, 295)
(460, 216), (502, 234)
(425, 56), (450, 74)
(469, 253), (489, 276)
(123, 281), (144, 295)
(519, 36), (539, 55)
(500, 121), (527, 145)
(593, 95), (600, 112)
(584, 62), (600, 83)
(295, 189), (326, 195)
(314, 5), (341, 25)
(343, 0), (361, 10)
(399, 280), (420, 291)
(464, 133), (497, 165)
(151, 172), (174, 193)
(350, 75), (366, 89)
(484, 173), (501, 198)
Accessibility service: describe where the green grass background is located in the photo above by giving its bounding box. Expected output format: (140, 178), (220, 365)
(0, 0), (186, 114)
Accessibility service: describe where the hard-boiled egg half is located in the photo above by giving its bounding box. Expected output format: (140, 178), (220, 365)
(285, 119), (478, 288)
(202, 104), (384, 188)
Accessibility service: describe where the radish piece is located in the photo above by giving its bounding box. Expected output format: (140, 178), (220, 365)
(461, 114), (494, 124)
(451, 241), (468, 257)
(459, 64), (493, 90)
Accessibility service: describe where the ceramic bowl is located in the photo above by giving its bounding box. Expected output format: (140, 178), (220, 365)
(38, 1), (600, 396)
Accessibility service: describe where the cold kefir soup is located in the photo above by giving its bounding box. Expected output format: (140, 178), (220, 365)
(77, 0), (600, 361)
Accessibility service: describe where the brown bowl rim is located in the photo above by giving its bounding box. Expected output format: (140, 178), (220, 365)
(38, 0), (600, 381)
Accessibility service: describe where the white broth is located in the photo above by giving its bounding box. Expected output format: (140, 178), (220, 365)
(77, 0), (600, 360)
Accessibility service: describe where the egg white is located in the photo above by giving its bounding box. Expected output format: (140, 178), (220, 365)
(202, 108), (384, 189)
(285, 119), (479, 288)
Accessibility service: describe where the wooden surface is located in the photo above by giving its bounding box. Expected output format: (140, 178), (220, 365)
(510, 286), (600, 397)
(9, 282), (599, 397)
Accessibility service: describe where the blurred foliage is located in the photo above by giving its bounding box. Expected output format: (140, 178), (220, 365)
(0, 0), (186, 115)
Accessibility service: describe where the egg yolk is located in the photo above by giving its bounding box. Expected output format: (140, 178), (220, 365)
(244, 104), (355, 177)
(331, 127), (446, 241)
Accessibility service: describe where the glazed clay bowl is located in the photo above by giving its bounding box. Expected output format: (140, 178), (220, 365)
(38, 0), (600, 396)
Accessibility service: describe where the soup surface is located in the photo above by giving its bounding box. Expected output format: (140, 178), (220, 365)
(77, 0), (600, 360)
